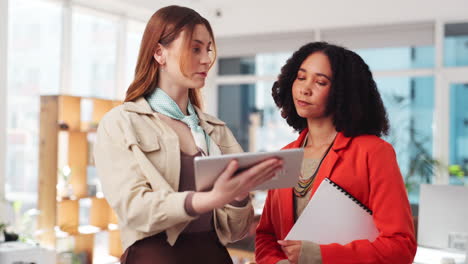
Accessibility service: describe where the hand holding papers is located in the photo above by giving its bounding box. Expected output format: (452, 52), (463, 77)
(286, 178), (379, 245)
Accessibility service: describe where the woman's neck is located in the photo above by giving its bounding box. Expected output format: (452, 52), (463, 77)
(158, 74), (190, 115)
(306, 116), (337, 148)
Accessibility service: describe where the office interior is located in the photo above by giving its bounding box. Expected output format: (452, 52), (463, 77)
(0, 0), (467, 263)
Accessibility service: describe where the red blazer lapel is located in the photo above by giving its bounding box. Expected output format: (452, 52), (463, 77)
(309, 150), (340, 197)
(278, 188), (294, 239)
(278, 130), (353, 236)
(278, 129), (308, 238)
(309, 132), (352, 198)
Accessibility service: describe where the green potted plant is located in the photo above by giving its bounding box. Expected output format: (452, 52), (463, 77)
(382, 92), (444, 192)
(404, 128), (442, 193)
(449, 164), (467, 184)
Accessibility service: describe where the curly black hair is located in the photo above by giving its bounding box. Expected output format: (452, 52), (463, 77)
(272, 41), (389, 137)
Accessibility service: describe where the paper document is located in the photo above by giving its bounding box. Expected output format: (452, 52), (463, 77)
(286, 178), (379, 245)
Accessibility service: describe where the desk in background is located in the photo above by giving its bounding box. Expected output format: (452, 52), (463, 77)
(0, 242), (56, 264)
(414, 246), (467, 264)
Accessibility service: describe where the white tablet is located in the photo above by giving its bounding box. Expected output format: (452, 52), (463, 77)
(193, 148), (304, 191)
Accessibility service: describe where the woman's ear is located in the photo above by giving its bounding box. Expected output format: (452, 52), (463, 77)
(153, 43), (166, 65)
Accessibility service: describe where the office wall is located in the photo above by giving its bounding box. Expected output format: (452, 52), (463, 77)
(71, 0), (468, 57)
(0, 0), (8, 204)
(67, 0), (468, 58)
(72, 0), (151, 21)
(203, 0), (468, 37)
(82, 0), (468, 38)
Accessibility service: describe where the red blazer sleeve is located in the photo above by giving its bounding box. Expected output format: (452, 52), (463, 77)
(320, 141), (417, 264)
(255, 190), (287, 264)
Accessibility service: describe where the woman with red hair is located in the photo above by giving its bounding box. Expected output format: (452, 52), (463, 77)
(94, 5), (282, 264)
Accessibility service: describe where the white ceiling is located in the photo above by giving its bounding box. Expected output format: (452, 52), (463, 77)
(76, 0), (468, 38)
(122, 0), (203, 10)
(114, 0), (225, 16)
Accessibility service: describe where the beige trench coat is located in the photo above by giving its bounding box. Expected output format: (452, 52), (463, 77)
(94, 97), (254, 251)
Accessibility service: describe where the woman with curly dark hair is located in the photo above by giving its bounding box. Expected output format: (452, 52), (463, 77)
(255, 42), (416, 264)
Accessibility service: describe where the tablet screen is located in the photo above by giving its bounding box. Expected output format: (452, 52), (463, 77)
(193, 148), (304, 191)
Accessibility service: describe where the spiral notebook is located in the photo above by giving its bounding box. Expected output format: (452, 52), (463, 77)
(285, 178), (379, 245)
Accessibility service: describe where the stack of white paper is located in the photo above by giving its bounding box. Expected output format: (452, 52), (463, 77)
(286, 178), (379, 245)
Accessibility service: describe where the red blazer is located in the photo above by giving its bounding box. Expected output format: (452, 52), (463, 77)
(255, 129), (417, 264)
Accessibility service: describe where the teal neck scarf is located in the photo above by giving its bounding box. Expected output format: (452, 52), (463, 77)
(146, 88), (220, 156)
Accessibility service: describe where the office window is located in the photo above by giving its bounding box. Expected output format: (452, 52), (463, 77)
(6, 0), (62, 209)
(219, 46), (435, 76)
(376, 76), (435, 203)
(449, 83), (468, 185)
(255, 53), (292, 75)
(218, 52), (291, 76)
(218, 81), (297, 152)
(218, 57), (255, 76)
(444, 23), (468, 67)
(71, 7), (118, 99)
(218, 53), (297, 152)
(218, 53), (295, 151)
(217, 48), (437, 204)
(122, 20), (145, 99)
(356, 45), (435, 71)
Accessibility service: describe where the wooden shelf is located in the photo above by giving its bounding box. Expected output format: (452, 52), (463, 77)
(38, 95), (124, 263)
(57, 199), (79, 234)
(68, 131), (88, 198)
(90, 197), (112, 229)
(109, 228), (123, 258)
(56, 193), (105, 201)
(59, 128), (98, 133)
(59, 95), (81, 131)
(55, 225), (102, 238)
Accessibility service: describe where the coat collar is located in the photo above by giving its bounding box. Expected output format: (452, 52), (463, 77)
(123, 97), (226, 134)
(123, 97), (153, 115)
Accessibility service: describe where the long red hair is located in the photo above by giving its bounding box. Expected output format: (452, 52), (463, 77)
(124, 5), (216, 108)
